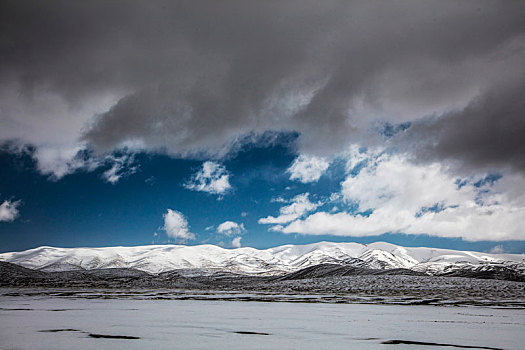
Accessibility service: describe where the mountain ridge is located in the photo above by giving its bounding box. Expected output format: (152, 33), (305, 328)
(1, 241), (524, 279)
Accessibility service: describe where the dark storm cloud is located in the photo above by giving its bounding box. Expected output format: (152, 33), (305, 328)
(405, 77), (525, 173)
(1, 0), (525, 171)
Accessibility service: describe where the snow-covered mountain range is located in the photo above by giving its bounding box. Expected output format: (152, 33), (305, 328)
(1, 242), (524, 277)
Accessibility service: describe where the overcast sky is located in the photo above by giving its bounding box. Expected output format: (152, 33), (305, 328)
(1, 1), (524, 253)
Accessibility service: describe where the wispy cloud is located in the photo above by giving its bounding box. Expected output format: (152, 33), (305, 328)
(488, 245), (505, 254)
(30, 144), (137, 184)
(101, 153), (138, 184)
(271, 196), (288, 203)
(259, 193), (320, 225)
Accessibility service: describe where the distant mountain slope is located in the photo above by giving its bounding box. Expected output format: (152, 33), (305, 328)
(0, 242), (524, 279)
(277, 263), (425, 280)
(0, 261), (49, 281)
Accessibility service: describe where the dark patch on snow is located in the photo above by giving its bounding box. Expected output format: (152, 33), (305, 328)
(43, 308), (86, 311)
(234, 331), (270, 335)
(402, 298), (441, 305)
(53, 292), (78, 296)
(88, 333), (140, 339)
(39, 329), (82, 333)
(381, 339), (503, 349)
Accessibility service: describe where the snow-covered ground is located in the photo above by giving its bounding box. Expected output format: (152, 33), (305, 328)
(1, 291), (523, 350)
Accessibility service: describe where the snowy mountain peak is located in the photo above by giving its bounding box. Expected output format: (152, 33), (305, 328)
(1, 242), (524, 277)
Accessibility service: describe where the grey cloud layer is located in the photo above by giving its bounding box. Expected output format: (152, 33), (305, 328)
(1, 1), (524, 172)
(404, 78), (525, 173)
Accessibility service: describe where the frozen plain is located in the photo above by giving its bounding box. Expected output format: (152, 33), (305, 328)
(1, 290), (524, 350)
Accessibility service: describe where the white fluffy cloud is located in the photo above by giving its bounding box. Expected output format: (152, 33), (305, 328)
(184, 161), (231, 196)
(259, 193), (320, 225)
(287, 154), (330, 183)
(32, 144), (93, 180)
(341, 153), (474, 212)
(0, 199), (21, 222)
(162, 209), (195, 240)
(217, 221), (246, 236)
(231, 236), (242, 248)
(272, 152), (525, 241)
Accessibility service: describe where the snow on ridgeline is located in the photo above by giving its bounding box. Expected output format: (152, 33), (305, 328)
(0, 242), (524, 276)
